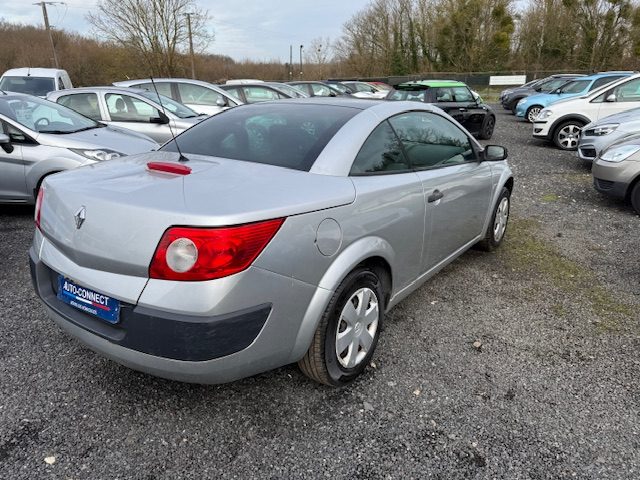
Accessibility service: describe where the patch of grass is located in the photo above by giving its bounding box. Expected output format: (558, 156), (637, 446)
(541, 193), (560, 202)
(500, 218), (635, 329)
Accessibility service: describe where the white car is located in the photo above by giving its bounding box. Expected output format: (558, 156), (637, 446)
(0, 68), (72, 97)
(533, 74), (640, 150)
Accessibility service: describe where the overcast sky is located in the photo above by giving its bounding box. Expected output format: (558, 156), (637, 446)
(0, 0), (372, 61)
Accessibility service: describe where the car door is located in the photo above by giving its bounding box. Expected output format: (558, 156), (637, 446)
(348, 120), (426, 290)
(594, 77), (640, 119)
(431, 87), (467, 126)
(103, 92), (169, 143)
(388, 112), (493, 271)
(452, 86), (485, 135)
(0, 119), (26, 201)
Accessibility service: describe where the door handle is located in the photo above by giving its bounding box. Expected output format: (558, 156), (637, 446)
(427, 189), (444, 203)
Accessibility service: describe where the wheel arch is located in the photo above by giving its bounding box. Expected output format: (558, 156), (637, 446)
(550, 115), (591, 138)
(288, 236), (396, 362)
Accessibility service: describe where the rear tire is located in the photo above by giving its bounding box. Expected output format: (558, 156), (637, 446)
(631, 182), (640, 215)
(298, 267), (384, 386)
(553, 120), (584, 151)
(477, 187), (510, 252)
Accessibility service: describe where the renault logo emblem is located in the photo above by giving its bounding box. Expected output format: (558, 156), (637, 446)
(74, 206), (86, 230)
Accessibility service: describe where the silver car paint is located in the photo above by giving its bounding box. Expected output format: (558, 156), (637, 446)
(0, 109), (158, 204)
(578, 107), (640, 162)
(46, 87), (205, 144)
(32, 100), (513, 383)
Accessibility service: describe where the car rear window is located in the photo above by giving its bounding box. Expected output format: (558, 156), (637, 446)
(161, 103), (359, 171)
(0, 76), (56, 96)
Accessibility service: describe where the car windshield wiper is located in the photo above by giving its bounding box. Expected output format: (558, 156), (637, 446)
(38, 129), (74, 134)
(69, 125), (104, 133)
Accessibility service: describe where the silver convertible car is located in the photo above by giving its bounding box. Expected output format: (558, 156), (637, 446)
(30, 99), (513, 386)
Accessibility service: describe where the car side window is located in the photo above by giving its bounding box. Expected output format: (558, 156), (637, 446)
(311, 84), (332, 96)
(177, 83), (223, 106)
(242, 87), (284, 103)
(134, 82), (173, 98)
(105, 93), (160, 122)
(389, 112), (475, 170)
(435, 88), (454, 102)
(452, 87), (474, 102)
(590, 76), (622, 91)
(57, 93), (102, 121)
(613, 78), (640, 102)
(350, 121), (410, 175)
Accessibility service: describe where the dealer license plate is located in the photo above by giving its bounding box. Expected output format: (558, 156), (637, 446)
(57, 276), (120, 324)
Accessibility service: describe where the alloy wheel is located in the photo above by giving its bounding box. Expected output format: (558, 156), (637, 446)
(557, 124), (581, 149)
(493, 197), (509, 242)
(527, 106), (542, 122)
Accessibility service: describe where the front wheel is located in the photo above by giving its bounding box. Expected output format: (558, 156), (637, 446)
(477, 187), (510, 252)
(298, 267), (384, 386)
(631, 182), (640, 215)
(553, 121), (584, 150)
(478, 115), (495, 140)
(526, 105), (543, 123)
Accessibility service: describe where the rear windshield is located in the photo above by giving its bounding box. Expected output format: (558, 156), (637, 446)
(387, 88), (427, 102)
(161, 103), (359, 171)
(0, 76), (55, 96)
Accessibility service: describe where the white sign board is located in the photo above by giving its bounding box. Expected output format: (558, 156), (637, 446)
(489, 75), (527, 86)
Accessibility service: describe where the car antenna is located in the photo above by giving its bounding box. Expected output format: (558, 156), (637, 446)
(149, 76), (189, 162)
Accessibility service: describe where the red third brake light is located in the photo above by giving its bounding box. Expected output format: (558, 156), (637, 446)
(149, 218), (285, 281)
(35, 186), (45, 230)
(146, 162), (192, 175)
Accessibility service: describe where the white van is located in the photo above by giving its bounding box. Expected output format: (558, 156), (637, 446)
(0, 68), (73, 97)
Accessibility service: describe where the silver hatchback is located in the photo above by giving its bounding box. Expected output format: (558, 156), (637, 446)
(30, 99), (513, 386)
(47, 87), (207, 144)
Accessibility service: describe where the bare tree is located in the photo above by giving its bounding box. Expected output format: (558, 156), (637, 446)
(87, 0), (212, 77)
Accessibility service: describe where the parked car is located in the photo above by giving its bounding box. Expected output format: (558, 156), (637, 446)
(592, 134), (640, 213)
(516, 72), (632, 122)
(578, 107), (640, 162)
(533, 74), (640, 150)
(386, 80), (496, 139)
(47, 87), (206, 144)
(499, 78), (543, 104)
(220, 82), (306, 103)
(341, 81), (388, 99)
(288, 81), (343, 97)
(0, 92), (157, 204)
(323, 81), (355, 94)
(113, 78), (241, 116)
(501, 74), (585, 112)
(30, 99), (513, 386)
(0, 68), (72, 97)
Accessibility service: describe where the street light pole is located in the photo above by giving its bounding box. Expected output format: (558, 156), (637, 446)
(185, 12), (196, 79)
(299, 44), (303, 79)
(34, 1), (60, 68)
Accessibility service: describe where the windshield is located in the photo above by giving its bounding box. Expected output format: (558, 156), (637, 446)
(0, 95), (98, 133)
(387, 89), (426, 102)
(161, 103), (359, 171)
(138, 91), (199, 118)
(329, 83), (350, 94)
(0, 76), (56, 97)
(540, 78), (574, 92)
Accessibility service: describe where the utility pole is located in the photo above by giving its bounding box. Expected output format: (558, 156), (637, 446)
(299, 44), (303, 79)
(185, 12), (196, 79)
(289, 45), (293, 81)
(34, 2), (61, 68)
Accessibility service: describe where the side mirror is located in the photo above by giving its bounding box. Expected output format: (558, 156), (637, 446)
(216, 98), (226, 107)
(150, 112), (170, 124)
(606, 93), (617, 102)
(484, 145), (508, 161)
(0, 133), (14, 154)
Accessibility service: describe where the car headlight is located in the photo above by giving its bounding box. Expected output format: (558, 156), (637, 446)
(586, 123), (619, 136)
(69, 148), (123, 161)
(537, 109), (552, 120)
(599, 144), (640, 163)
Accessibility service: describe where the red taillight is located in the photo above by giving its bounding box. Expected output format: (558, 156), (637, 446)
(146, 162), (192, 175)
(34, 186), (45, 230)
(149, 218), (285, 281)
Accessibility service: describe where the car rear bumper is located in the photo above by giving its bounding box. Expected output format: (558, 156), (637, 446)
(30, 242), (327, 384)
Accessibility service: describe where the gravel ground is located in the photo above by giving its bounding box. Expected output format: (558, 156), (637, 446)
(0, 107), (638, 479)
